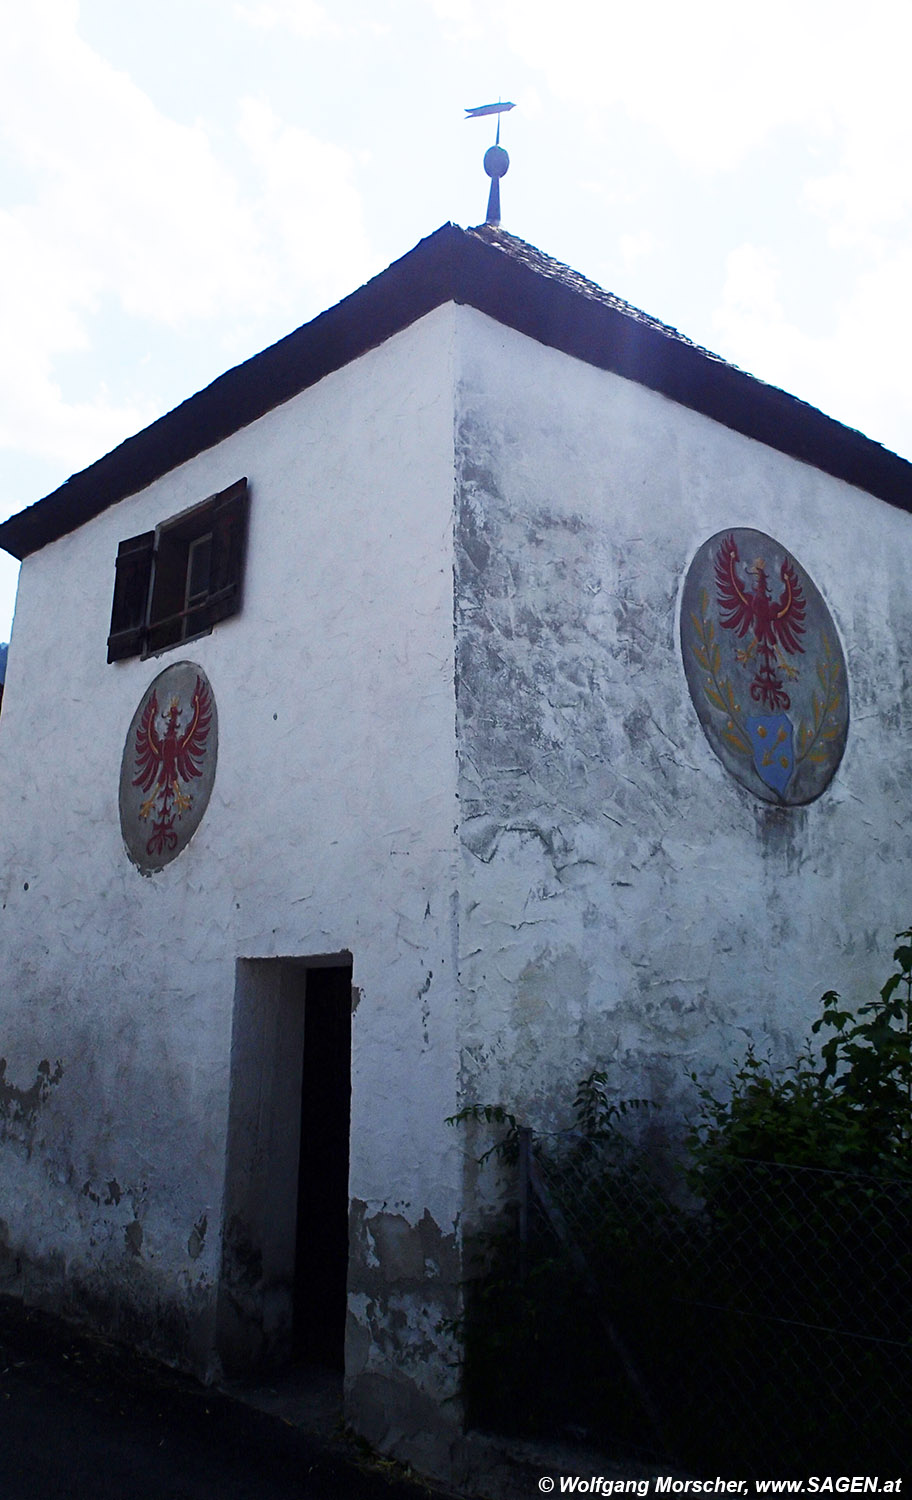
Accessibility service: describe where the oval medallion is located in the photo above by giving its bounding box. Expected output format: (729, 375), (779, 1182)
(681, 530), (848, 805)
(119, 662), (218, 872)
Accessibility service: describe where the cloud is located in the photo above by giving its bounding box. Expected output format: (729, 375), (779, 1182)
(423, 0), (912, 188)
(712, 244), (912, 459)
(0, 7), (263, 326)
(619, 231), (656, 268)
(424, 0), (487, 42)
(416, 0), (912, 457)
(429, 0), (815, 169)
(0, 1), (371, 478)
(234, 0), (341, 39)
(237, 97), (371, 302)
(0, 206), (153, 468)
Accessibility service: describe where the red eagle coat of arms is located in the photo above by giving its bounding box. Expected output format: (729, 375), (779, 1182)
(681, 529), (848, 805)
(119, 663), (218, 872)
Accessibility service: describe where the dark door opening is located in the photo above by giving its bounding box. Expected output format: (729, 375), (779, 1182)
(217, 956), (353, 1379)
(293, 963), (352, 1370)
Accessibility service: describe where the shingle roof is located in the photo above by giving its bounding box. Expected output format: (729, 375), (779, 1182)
(468, 224), (714, 349)
(1, 221), (909, 560)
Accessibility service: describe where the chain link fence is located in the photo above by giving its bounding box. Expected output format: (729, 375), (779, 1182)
(461, 1127), (912, 1474)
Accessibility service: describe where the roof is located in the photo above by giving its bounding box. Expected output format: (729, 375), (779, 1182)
(2, 221), (910, 560)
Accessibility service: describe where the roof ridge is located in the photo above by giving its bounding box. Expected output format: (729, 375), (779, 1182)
(1, 221), (909, 560)
(465, 222), (719, 358)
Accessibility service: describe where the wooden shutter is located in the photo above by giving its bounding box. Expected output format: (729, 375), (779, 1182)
(107, 531), (154, 662)
(205, 477), (249, 626)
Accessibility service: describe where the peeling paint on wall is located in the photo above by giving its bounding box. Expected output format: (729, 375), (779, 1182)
(81, 1177), (127, 1209)
(124, 1219), (143, 1257)
(454, 313), (912, 1145)
(0, 1057), (63, 1138)
(0, 307), (461, 1424)
(346, 1198), (463, 1467)
(3, 296), (912, 1484)
(187, 1213), (207, 1259)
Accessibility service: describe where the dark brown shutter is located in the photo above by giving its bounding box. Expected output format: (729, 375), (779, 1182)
(205, 477), (249, 626)
(107, 531), (154, 662)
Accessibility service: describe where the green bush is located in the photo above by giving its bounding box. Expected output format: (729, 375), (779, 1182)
(688, 927), (912, 1178)
(449, 931), (912, 1471)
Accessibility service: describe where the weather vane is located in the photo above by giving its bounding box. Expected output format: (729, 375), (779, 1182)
(465, 101), (515, 226)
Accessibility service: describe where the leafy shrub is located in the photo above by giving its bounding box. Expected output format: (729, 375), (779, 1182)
(688, 928), (912, 1178)
(450, 932), (912, 1471)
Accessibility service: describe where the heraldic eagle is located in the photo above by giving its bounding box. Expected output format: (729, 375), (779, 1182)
(133, 674), (213, 819)
(714, 533), (806, 711)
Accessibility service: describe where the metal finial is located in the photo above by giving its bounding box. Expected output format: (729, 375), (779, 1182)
(465, 101), (514, 225)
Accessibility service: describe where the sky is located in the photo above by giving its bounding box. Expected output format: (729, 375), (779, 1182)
(2, 0), (912, 641)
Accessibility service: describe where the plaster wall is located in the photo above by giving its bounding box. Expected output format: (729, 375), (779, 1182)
(453, 306), (912, 1147)
(0, 305), (464, 1447)
(4, 285), (912, 1478)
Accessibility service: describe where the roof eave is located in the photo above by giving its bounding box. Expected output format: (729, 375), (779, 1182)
(2, 222), (910, 559)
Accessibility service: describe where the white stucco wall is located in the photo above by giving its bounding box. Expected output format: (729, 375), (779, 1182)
(0, 305), (464, 1440)
(453, 306), (912, 1139)
(3, 282), (912, 1476)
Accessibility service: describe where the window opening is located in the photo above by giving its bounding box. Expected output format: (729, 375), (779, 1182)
(107, 478), (248, 663)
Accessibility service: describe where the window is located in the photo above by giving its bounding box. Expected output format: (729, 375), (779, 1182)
(107, 478), (249, 663)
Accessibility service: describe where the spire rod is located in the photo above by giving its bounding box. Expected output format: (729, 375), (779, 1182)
(465, 101), (514, 225)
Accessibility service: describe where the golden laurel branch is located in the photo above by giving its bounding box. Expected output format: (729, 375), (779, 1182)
(796, 633), (842, 765)
(690, 589), (750, 758)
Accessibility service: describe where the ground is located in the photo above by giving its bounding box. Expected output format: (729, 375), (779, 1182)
(0, 1294), (453, 1500)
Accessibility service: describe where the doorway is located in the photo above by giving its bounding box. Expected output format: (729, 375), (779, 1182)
(217, 955), (352, 1375)
(294, 963), (352, 1368)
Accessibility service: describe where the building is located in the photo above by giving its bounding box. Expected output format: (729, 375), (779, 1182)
(0, 222), (910, 1474)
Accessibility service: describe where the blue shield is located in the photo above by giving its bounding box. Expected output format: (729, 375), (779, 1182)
(746, 713), (794, 796)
